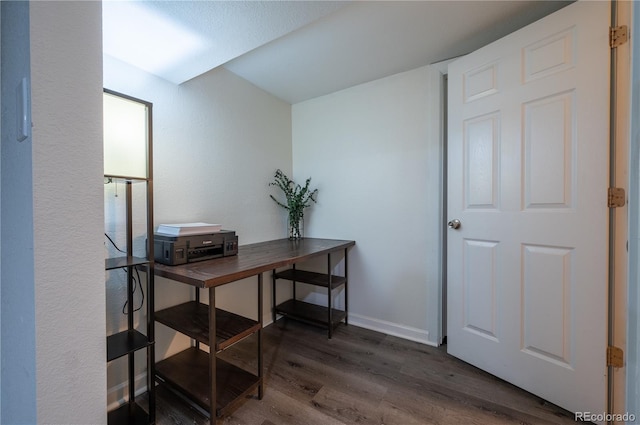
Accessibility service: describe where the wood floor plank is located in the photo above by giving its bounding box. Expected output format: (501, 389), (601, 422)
(309, 386), (383, 425)
(377, 399), (439, 425)
(221, 387), (345, 425)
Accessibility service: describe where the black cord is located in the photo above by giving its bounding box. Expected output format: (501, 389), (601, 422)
(104, 233), (126, 254)
(105, 233), (145, 315)
(122, 266), (144, 314)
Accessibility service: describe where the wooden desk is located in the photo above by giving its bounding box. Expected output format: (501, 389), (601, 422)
(153, 238), (355, 422)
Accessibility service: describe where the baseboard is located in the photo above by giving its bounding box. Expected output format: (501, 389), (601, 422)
(266, 308), (438, 347)
(347, 312), (438, 347)
(107, 371), (149, 411)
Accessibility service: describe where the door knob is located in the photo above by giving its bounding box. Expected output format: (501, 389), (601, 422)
(447, 219), (461, 229)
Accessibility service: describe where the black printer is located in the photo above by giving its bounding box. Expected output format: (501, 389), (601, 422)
(154, 230), (238, 266)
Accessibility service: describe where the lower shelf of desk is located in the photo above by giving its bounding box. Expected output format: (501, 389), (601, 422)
(155, 347), (260, 417)
(155, 301), (260, 352)
(274, 299), (346, 329)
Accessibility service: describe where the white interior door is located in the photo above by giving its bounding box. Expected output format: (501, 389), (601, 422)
(447, 0), (609, 415)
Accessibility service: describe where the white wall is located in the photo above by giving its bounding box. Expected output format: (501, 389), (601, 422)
(30, 2), (106, 424)
(292, 65), (444, 345)
(103, 56), (293, 404)
(104, 57), (292, 244)
(1, 2), (37, 422)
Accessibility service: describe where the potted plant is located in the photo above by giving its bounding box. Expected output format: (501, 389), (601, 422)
(269, 169), (318, 239)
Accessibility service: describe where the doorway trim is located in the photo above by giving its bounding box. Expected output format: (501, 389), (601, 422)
(626, 1), (640, 416)
(427, 59), (453, 346)
(611, 0), (631, 416)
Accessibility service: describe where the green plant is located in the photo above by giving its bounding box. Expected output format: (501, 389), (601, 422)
(269, 169), (318, 239)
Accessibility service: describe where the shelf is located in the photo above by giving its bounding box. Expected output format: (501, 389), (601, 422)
(155, 302), (260, 352)
(106, 256), (149, 271)
(104, 174), (149, 184)
(273, 269), (346, 289)
(274, 299), (346, 328)
(107, 330), (153, 362)
(107, 401), (150, 425)
(155, 347), (260, 417)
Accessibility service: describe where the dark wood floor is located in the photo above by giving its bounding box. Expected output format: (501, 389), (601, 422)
(148, 319), (580, 425)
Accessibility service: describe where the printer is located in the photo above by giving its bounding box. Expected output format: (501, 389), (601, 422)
(154, 230), (238, 266)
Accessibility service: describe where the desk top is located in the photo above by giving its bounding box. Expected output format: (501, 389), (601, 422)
(153, 238), (355, 288)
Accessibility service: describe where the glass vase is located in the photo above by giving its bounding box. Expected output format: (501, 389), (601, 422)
(287, 215), (304, 240)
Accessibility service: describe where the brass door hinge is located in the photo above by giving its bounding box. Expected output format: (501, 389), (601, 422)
(610, 25), (628, 48)
(608, 187), (626, 208)
(607, 345), (624, 368)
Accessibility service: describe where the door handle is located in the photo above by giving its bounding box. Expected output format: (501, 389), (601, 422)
(447, 219), (461, 230)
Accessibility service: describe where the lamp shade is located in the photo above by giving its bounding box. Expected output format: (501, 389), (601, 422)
(103, 92), (148, 178)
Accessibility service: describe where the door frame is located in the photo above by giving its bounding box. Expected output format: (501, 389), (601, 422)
(611, 0), (631, 417)
(427, 58), (454, 346)
(627, 1), (640, 417)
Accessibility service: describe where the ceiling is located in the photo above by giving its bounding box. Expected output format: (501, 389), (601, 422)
(103, 1), (571, 104)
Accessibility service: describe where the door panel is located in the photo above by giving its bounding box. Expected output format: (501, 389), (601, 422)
(447, 0), (609, 415)
(523, 92), (575, 208)
(521, 244), (573, 366)
(464, 113), (500, 209)
(463, 239), (499, 340)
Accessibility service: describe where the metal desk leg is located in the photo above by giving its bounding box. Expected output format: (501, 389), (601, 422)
(344, 247), (349, 326)
(292, 264), (297, 301)
(258, 273), (264, 399)
(328, 252), (333, 339)
(209, 287), (216, 423)
(195, 288), (200, 351)
(271, 269), (276, 324)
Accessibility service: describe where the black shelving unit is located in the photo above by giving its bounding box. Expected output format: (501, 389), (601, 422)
(104, 89), (155, 424)
(105, 177), (155, 425)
